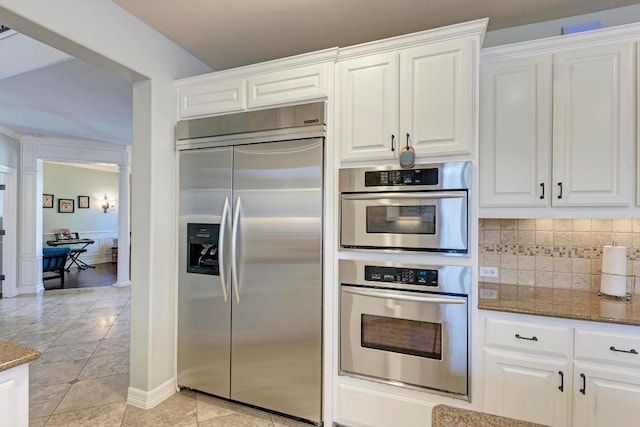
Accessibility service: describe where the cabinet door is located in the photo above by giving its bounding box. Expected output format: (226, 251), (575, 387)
(401, 38), (472, 156)
(0, 364), (29, 427)
(479, 56), (552, 207)
(177, 79), (247, 119)
(573, 363), (640, 427)
(338, 53), (399, 162)
(484, 350), (570, 427)
(553, 42), (634, 206)
(247, 63), (329, 109)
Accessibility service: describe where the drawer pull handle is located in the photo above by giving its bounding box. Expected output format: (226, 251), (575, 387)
(515, 333), (538, 341)
(539, 183), (545, 200)
(558, 371), (564, 392)
(579, 373), (586, 395)
(557, 182), (563, 199)
(610, 346), (638, 355)
(391, 134), (395, 152)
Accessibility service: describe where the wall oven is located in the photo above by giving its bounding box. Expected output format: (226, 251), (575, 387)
(339, 162), (470, 254)
(340, 259), (470, 398)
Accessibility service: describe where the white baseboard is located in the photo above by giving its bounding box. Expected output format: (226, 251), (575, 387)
(19, 284), (41, 294)
(113, 280), (131, 288)
(127, 378), (176, 409)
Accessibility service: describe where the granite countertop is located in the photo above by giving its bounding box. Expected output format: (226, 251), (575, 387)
(0, 339), (41, 372)
(479, 282), (640, 326)
(432, 404), (547, 427)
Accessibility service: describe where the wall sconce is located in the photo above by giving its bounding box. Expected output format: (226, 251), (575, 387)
(102, 194), (113, 213)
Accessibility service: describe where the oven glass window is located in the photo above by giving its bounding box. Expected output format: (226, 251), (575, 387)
(366, 206), (436, 234)
(361, 314), (442, 360)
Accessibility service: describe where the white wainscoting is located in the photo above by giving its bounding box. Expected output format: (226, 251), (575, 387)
(43, 230), (118, 265)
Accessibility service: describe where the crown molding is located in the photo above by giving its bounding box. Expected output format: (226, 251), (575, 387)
(338, 18), (488, 61)
(481, 21), (640, 62)
(175, 47), (339, 87)
(0, 124), (21, 141)
(45, 161), (119, 173)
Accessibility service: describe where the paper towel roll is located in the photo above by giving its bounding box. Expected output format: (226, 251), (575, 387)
(602, 245), (627, 276)
(600, 245), (627, 297)
(601, 273), (627, 297)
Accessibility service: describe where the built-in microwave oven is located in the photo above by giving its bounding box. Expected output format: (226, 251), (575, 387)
(339, 162), (470, 254)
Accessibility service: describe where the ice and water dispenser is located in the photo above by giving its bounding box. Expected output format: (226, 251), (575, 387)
(186, 223), (219, 275)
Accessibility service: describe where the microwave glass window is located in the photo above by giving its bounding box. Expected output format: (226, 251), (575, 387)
(366, 205), (436, 234)
(360, 314), (442, 360)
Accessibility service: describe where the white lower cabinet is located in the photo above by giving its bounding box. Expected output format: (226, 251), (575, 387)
(484, 351), (570, 426)
(0, 363), (29, 427)
(572, 363), (640, 427)
(482, 312), (640, 427)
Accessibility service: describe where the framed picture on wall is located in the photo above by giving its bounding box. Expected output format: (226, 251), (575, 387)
(58, 199), (74, 213)
(43, 194), (54, 209)
(78, 195), (90, 209)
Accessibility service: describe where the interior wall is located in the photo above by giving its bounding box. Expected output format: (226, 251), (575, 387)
(42, 162), (118, 234)
(484, 4), (640, 47)
(0, 0), (212, 402)
(0, 132), (19, 168)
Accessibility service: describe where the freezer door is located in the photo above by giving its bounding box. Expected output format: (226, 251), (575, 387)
(178, 147), (233, 397)
(231, 138), (323, 423)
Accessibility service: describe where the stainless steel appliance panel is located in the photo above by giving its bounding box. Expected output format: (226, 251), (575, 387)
(178, 147), (233, 397)
(230, 139), (323, 423)
(339, 260), (469, 397)
(339, 162), (470, 253)
(340, 191), (467, 252)
(176, 102), (326, 141)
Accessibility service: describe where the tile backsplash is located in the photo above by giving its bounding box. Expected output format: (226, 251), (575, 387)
(479, 219), (640, 292)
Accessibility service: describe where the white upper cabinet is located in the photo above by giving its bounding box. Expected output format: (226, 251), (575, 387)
(480, 34), (636, 209)
(178, 79), (247, 118)
(552, 42), (634, 206)
(480, 55), (552, 207)
(176, 49), (337, 120)
(247, 63), (329, 109)
(401, 38), (473, 156)
(337, 20), (485, 163)
(338, 53), (400, 161)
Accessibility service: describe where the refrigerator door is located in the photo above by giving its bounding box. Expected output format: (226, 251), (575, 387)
(178, 147), (233, 397)
(231, 138), (323, 423)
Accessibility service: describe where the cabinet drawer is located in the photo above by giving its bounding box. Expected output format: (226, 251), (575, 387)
(178, 79), (247, 119)
(575, 328), (640, 367)
(486, 318), (571, 357)
(247, 63), (329, 109)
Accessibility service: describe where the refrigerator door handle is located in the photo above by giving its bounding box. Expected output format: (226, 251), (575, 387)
(231, 197), (242, 304)
(217, 197), (230, 303)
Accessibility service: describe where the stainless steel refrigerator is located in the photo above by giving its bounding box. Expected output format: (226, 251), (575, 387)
(176, 103), (324, 425)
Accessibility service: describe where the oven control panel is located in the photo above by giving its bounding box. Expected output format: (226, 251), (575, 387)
(365, 265), (437, 286)
(364, 168), (438, 187)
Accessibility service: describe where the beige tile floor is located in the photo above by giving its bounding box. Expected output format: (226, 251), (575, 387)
(0, 286), (313, 426)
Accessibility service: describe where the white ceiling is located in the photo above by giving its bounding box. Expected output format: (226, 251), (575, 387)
(112, 0), (640, 70)
(0, 0), (638, 145)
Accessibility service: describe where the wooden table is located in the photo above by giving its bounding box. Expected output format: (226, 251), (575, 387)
(46, 238), (96, 271)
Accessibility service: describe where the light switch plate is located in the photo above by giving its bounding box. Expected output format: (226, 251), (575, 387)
(479, 266), (498, 278)
(479, 289), (498, 299)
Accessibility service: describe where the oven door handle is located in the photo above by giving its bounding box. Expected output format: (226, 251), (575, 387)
(342, 192), (466, 201)
(342, 287), (466, 304)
